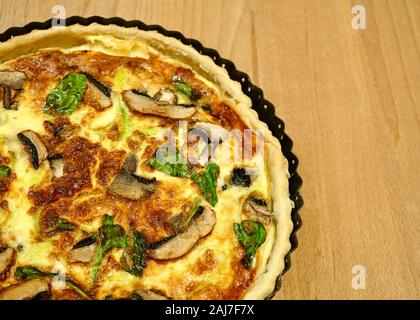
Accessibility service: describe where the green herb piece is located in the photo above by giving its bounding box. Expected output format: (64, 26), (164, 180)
(0, 166), (10, 178)
(191, 163), (219, 206)
(114, 67), (130, 91)
(54, 218), (76, 232)
(92, 215), (127, 282)
(179, 197), (202, 232)
(174, 82), (193, 100)
(64, 279), (92, 300)
(44, 72), (88, 115)
(233, 220), (267, 269)
(122, 231), (147, 277)
(14, 266), (54, 280)
(119, 102), (132, 140)
(149, 154), (189, 177)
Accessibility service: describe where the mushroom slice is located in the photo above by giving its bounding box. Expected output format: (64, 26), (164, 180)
(68, 236), (99, 263)
(0, 278), (49, 300)
(122, 90), (196, 119)
(108, 171), (156, 200)
(82, 73), (112, 109)
(0, 71), (26, 90)
(134, 289), (169, 300)
(0, 247), (16, 281)
(81, 72), (111, 97)
(0, 71), (26, 110)
(1, 85), (17, 110)
(17, 130), (48, 169)
(121, 152), (137, 173)
(243, 192), (273, 224)
(150, 207), (216, 260)
(84, 82), (112, 109)
(48, 154), (65, 178)
(153, 89), (178, 105)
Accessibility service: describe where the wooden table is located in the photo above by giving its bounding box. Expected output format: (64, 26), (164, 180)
(0, 0), (419, 300)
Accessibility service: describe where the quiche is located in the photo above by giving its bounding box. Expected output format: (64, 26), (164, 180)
(0, 24), (293, 300)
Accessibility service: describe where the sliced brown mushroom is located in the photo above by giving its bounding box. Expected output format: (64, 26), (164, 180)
(82, 73), (111, 97)
(242, 192), (273, 224)
(0, 278), (49, 300)
(149, 207), (216, 260)
(85, 82), (112, 109)
(17, 130), (48, 169)
(121, 152), (137, 173)
(84, 81), (112, 109)
(153, 89), (178, 105)
(1, 85), (17, 110)
(122, 90), (196, 119)
(0, 71), (26, 110)
(0, 71), (26, 90)
(48, 154), (65, 178)
(108, 171), (156, 200)
(68, 236), (99, 263)
(134, 288), (169, 300)
(0, 247), (15, 281)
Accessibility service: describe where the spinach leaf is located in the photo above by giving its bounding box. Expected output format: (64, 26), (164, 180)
(54, 218), (76, 232)
(233, 220), (266, 269)
(0, 166), (10, 178)
(64, 279), (92, 300)
(14, 266), (92, 300)
(44, 73), (88, 115)
(179, 197), (202, 232)
(92, 215), (127, 282)
(122, 231), (147, 277)
(149, 154), (189, 177)
(191, 163), (219, 206)
(14, 266), (54, 280)
(174, 82), (193, 100)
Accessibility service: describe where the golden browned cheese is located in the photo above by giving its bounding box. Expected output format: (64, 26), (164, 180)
(0, 49), (271, 300)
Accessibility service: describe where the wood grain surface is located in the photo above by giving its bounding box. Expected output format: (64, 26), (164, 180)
(0, 0), (419, 300)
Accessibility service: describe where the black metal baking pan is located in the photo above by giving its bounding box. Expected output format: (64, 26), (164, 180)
(0, 16), (303, 300)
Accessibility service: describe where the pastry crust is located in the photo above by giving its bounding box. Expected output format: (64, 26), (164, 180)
(0, 24), (293, 299)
